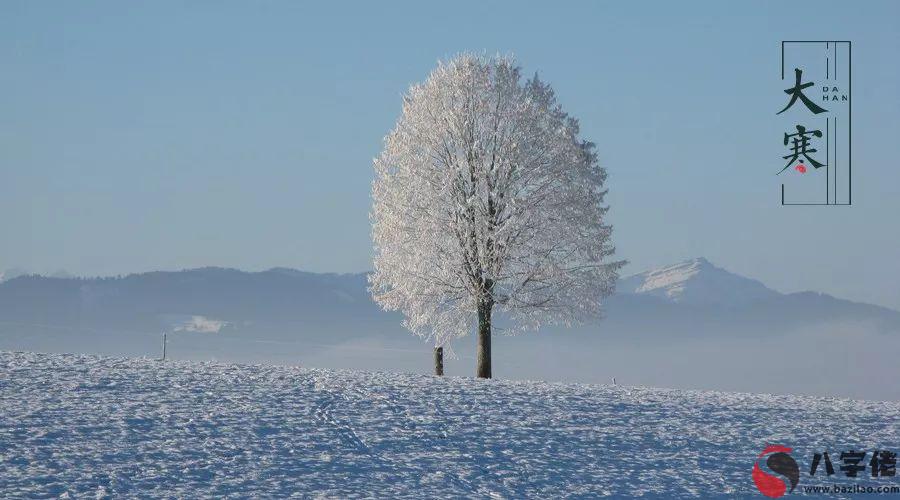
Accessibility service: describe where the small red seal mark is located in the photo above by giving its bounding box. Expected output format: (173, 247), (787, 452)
(795, 164), (807, 173)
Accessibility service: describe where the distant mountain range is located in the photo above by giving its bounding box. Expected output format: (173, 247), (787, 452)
(608, 257), (900, 338)
(618, 257), (777, 305)
(0, 268), (73, 282)
(2, 258), (898, 345)
(1, 258), (898, 396)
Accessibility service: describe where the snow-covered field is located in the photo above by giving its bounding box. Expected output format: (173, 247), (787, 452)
(1, 351), (899, 498)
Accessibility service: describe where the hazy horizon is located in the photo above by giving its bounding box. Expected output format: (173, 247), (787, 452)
(3, 256), (898, 400)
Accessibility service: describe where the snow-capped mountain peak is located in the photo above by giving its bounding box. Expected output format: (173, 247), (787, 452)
(617, 257), (780, 305)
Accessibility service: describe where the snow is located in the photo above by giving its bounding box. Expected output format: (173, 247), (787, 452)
(617, 257), (779, 305)
(633, 258), (704, 298)
(1, 351), (898, 498)
(172, 315), (229, 334)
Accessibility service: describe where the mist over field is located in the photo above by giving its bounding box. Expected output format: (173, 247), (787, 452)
(3, 258), (897, 401)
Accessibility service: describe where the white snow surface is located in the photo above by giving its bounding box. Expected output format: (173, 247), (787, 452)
(1, 351), (899, 498)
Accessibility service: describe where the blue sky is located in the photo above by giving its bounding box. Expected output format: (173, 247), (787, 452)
(2, 1), (899, 309)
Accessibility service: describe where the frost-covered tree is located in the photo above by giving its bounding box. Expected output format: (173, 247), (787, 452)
(370, 54), (624, 378)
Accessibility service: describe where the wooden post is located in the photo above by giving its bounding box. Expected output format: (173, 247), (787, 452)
(162, 332), (167, 361)
(433, 347), (444, 376)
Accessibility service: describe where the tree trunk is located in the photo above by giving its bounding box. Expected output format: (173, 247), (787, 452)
(434, 347), (444, 376)
(476, 300), (492, 378)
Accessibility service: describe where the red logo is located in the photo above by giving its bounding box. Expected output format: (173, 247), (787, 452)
(753, 445), (800, 497)
(795, 163), (807, 173)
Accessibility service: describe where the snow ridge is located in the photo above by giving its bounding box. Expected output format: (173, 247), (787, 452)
(617, 257), (780, 305)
